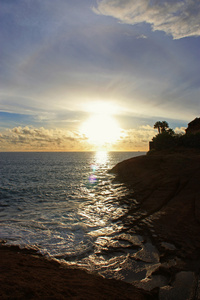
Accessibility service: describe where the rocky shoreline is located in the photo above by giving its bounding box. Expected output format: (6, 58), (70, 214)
(0, 242), (154, 300)
(1, 149), (200, 299)
(110, 149), (200, 299)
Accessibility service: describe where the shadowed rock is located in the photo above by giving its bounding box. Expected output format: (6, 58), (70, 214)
(0, 244), (155, 300)
(110, 150), (200, 298)
(110, 151), (200, 257)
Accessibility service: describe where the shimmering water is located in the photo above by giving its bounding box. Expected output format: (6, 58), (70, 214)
(1, 151), (159, 282)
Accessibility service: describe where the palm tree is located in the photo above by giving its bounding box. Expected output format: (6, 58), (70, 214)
(154, 121), (169, 134)
(154, 121), (163, 134)
(160, 121), (169, 133)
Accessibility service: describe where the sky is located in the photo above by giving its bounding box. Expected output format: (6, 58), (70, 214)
(0, 0), (199, 151)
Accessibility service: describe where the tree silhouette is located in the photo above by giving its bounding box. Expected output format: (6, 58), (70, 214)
(167, 128), (175, 135)
(154, 121), (169, 134)
(154, 121), (162, 134)
(160, 121), (169, 133)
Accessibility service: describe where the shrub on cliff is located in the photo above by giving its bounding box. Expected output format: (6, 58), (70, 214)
(151, 132), (200, 151)
(151, 119), (200, 151)
(154, 121), (169, 134)
(152, 131), (177, 150)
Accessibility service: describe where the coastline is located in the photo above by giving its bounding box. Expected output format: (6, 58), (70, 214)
(110, 149), (200, 257)
(0, 242), (154, 300)
(1, 149), (200, 299)
(110, 149), (200, 298)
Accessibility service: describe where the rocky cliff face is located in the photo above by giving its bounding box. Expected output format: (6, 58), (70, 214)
(110, 150), (200, 298)
(185, 117), (200, 134)
(111, 151), (200, 254)
(0, 243), (153, 300)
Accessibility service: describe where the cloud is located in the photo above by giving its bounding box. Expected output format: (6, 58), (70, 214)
(0, 124), (157, 151)
(0, 124), (188, 151)
(0, 126), (87, 151)
(113, 125), (156, 150)
(93, 0), (200, 39)
(136, 34), (147, 39)
(174, 126), (186, 134)
(113, 125), (188, 151)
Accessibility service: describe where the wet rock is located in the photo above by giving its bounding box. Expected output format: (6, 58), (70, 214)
(154, 257), (183, 276)
(136, 275), (168, 291)
(133, 263), (170, 291)
(0, 245), (155, 300)
(111, 151), (200, 295)
(111, 152), (200, 258)
(100, 256), (148, 282)
(159, 271), (197, 300)
(146, 263), (161, 278)
(118, 233), (144, 246)
(133, 242), (160, 263)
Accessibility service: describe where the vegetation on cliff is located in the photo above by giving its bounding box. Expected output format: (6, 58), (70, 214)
(150, 118), (200, 151)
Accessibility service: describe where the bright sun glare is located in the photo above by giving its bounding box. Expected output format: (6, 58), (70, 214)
(81, 112), (121, 147)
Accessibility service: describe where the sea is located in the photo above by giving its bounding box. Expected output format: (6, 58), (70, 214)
(1, 151), (161, 283)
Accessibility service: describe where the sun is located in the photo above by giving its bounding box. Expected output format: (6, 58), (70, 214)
(81, 114), (121, 146)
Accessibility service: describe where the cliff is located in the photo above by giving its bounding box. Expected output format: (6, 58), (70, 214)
(0, 243), (153, 300)
(110, 150), (200, 298)
(186, 117), (200, 134)
(111, 150), (200, 257)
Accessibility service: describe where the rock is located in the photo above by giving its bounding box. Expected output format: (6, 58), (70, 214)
(196, 277), (200, 300)
(186, 118), (200, 134)
(136, 275), (168, 291)
(161, 257), (183, 270)
(111, 152), (200, 258)
(159, 271), (197, 300)
(161, 242), (176, 251)
(110, 151), (200, 295)
(133, 242), (160, 263)
(195, 194), (200, 222)
(118, 233), (144, 246)
(0, 245), (154, 300)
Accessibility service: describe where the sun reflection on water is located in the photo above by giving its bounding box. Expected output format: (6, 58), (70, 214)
(95, 151), (108, 165)
(81, 150), (128, 228)
(88, 151), (109, 185)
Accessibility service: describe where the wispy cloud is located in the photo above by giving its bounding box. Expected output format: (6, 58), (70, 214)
(94, 0), (200, 39)
(136, 34), (147, 39)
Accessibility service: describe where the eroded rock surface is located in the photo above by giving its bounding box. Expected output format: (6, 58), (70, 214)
(110, 150), (200, 299)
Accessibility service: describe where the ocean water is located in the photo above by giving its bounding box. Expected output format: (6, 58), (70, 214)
(0, 151), (154, 282)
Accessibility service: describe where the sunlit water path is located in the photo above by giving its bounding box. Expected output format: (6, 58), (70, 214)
(0, 151), (153, 281)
